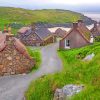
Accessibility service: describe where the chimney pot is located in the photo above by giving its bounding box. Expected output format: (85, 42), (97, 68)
(73, 23), (78, 29)
(78, 20), (83, 23)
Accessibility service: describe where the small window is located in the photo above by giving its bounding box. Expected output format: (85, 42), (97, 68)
(65, 40), (70, 46)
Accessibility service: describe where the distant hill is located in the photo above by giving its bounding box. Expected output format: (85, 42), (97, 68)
(0, 7), (95, 25)
(0, 7), (95, 34)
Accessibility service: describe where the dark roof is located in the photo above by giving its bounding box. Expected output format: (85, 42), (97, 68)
(19, 27), (52, 40)
(35, 28), (52, 40)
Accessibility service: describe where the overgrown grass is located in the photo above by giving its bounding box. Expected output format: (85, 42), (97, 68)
(25, 42), (100, 100)
(27, 47), (41, 71)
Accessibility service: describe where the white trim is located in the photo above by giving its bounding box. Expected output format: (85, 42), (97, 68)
(64, 39), (70, 49)
(90, 35), (94, 43)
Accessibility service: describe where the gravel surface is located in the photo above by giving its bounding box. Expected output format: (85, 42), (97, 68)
(0, 42), (62, 100)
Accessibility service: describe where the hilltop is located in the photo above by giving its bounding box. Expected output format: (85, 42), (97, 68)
(0, 7), (94, 26)
(0, 7), (95, 34)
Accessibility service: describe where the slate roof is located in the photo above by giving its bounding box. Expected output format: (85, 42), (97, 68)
(35, 28), (52, 40)
(18, 27), (52, 40)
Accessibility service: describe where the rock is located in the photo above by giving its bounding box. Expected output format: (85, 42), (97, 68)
(7, 56), (12, 60)
(54, 84), (84, 100)
(62, 84), (84, 97)
(54, 89), (66, 100)
(83, 53), (95, 61)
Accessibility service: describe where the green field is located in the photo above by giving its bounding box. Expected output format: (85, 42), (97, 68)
(25, 43), (100, 100)
(27, 47), (41, 71)
(0, 7), (85, 34)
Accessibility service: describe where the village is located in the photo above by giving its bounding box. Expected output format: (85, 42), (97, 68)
(0, 16), (100, 100)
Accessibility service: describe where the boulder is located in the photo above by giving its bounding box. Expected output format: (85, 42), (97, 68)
(83, 53), (95, 61)
(54, 84), (84, 100)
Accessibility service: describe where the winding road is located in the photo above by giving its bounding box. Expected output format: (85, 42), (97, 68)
(0, 43), (62, 100)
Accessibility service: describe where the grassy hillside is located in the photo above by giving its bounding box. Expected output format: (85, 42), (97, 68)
(0, 7), (88, 34)
(25, 43), (100, 100)
(0, 7), (82, 25)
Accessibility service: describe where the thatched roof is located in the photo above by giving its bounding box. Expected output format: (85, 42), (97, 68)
(63, 22), (91, 42)
(55, 28), (67, 37)
(0, 33), (31, 59)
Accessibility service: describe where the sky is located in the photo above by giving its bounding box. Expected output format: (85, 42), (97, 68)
(0, 0), (100, 12)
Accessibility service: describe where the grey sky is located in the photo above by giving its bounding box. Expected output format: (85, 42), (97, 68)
(0, 0), (100, 12)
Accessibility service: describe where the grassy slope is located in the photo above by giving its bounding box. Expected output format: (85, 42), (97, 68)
(25, 43), (100, 100)
(0, 7), (82, 25)
(0, 7), (83, 34)
(27, 47), (41, 71)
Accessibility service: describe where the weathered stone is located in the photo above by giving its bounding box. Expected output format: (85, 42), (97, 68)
(11, 72), (15, 75)
(7, 56), (12, 60)
(15, 56), (20, 60)
(54, 84), (84, 100)
(0, 34), (35, 76)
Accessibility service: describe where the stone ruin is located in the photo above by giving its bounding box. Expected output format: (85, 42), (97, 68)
(0, 33), (35, 76)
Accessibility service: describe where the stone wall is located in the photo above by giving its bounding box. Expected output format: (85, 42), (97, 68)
(0, 36), (34, 76)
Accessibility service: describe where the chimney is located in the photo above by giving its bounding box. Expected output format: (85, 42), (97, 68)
(31, 23), (36, 31)
(73, 23), (78, 29)
(78, 20), (84, 26)
(4, 25), (7, 33)
(78, 20), (83, 23)
(8, 25), (12, 34)
(94, 22), (97, 28)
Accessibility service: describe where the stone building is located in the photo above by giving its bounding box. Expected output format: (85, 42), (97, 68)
(91, 22), (100, 37)
(59, 20), (93, 49)
(0, 32), (35, 76)
(54, 28), (67, 38)
(17, 26), (55, 46)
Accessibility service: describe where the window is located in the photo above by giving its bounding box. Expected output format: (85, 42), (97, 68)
(65, 39), (70, 49)
(65, 40), (70, 46)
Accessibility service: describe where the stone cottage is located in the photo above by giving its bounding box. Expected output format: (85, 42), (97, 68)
(0, 33), (35, 76)
(91, 22), (100, 37)
(59, 20), (93, 49)
(17, 26), (55, 46)
(54, 28), (67, 38)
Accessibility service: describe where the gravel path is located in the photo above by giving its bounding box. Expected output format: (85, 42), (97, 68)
(0, 42), (62, 100)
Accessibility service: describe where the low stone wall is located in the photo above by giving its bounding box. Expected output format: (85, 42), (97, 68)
(0, 38), (34, 76)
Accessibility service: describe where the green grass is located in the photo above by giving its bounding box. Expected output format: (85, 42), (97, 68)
(0, 7), (86, 35)
(25, 42), (100, 100)
(27, 47), (41, 71)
